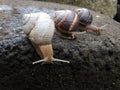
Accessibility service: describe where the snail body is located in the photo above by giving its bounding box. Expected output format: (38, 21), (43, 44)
(23, 12), (70, 64)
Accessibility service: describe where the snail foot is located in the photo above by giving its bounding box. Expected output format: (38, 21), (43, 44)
(55, 31), (77, 40)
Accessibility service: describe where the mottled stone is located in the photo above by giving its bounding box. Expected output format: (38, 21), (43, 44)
(0, 5), (13, 20)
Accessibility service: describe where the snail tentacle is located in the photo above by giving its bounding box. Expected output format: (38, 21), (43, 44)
(32, 58), (48, 64)
(53, 58), (70, 63)
(32, 58), (70, 65)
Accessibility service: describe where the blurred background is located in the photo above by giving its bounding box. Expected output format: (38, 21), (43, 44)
(0, 0), (119, 22)
(35, 0), (120, 22)
(37, 0), (117, 17)
(114, 0), (120, 22)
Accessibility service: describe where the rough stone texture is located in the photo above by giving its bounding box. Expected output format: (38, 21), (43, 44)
(0, 0), (120, 90)
(0, 5), (13, 20)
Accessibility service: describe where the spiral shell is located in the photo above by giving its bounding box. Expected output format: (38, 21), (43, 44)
(75, 8), (93, 26)
(52, 10), (79, 33)
(22, 12), (55, 45)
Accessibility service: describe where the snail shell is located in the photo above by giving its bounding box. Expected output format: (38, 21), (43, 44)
(52, 10), (79, 33)
(75, 8), (93, 26)
(22, 12), (55, 45)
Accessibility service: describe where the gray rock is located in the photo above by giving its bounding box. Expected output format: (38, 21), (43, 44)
(0, 5), (13, 20)
(0, 2), (120, 90)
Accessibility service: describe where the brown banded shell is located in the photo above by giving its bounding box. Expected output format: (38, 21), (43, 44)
(75, 8), (93, 26)
(53, 10), (79, 33)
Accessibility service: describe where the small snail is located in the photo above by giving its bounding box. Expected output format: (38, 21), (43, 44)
(22, 12), (70, 64)
(74, 8), (101, 35)
(52, 9), (101, 39)
(52, 10), (80, 39)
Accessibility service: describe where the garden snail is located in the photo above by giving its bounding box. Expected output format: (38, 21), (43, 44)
(22, 12), (70, 64)
(52, 9), (101, 39)
(75, 8), (101, 35)
(52, 10), (80, 39)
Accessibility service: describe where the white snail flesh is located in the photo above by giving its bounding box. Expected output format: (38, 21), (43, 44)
(22, 12), (70, 64)
(23, 12), (54, 45)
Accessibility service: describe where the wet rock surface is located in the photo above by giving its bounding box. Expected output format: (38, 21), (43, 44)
(0, 1), (120, 90)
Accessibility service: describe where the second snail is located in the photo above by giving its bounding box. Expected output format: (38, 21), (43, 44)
(52, 8), (101, 39)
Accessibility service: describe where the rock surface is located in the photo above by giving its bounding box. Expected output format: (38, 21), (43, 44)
(0, 5), (13, 22)
(0, 0), (120, 90)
